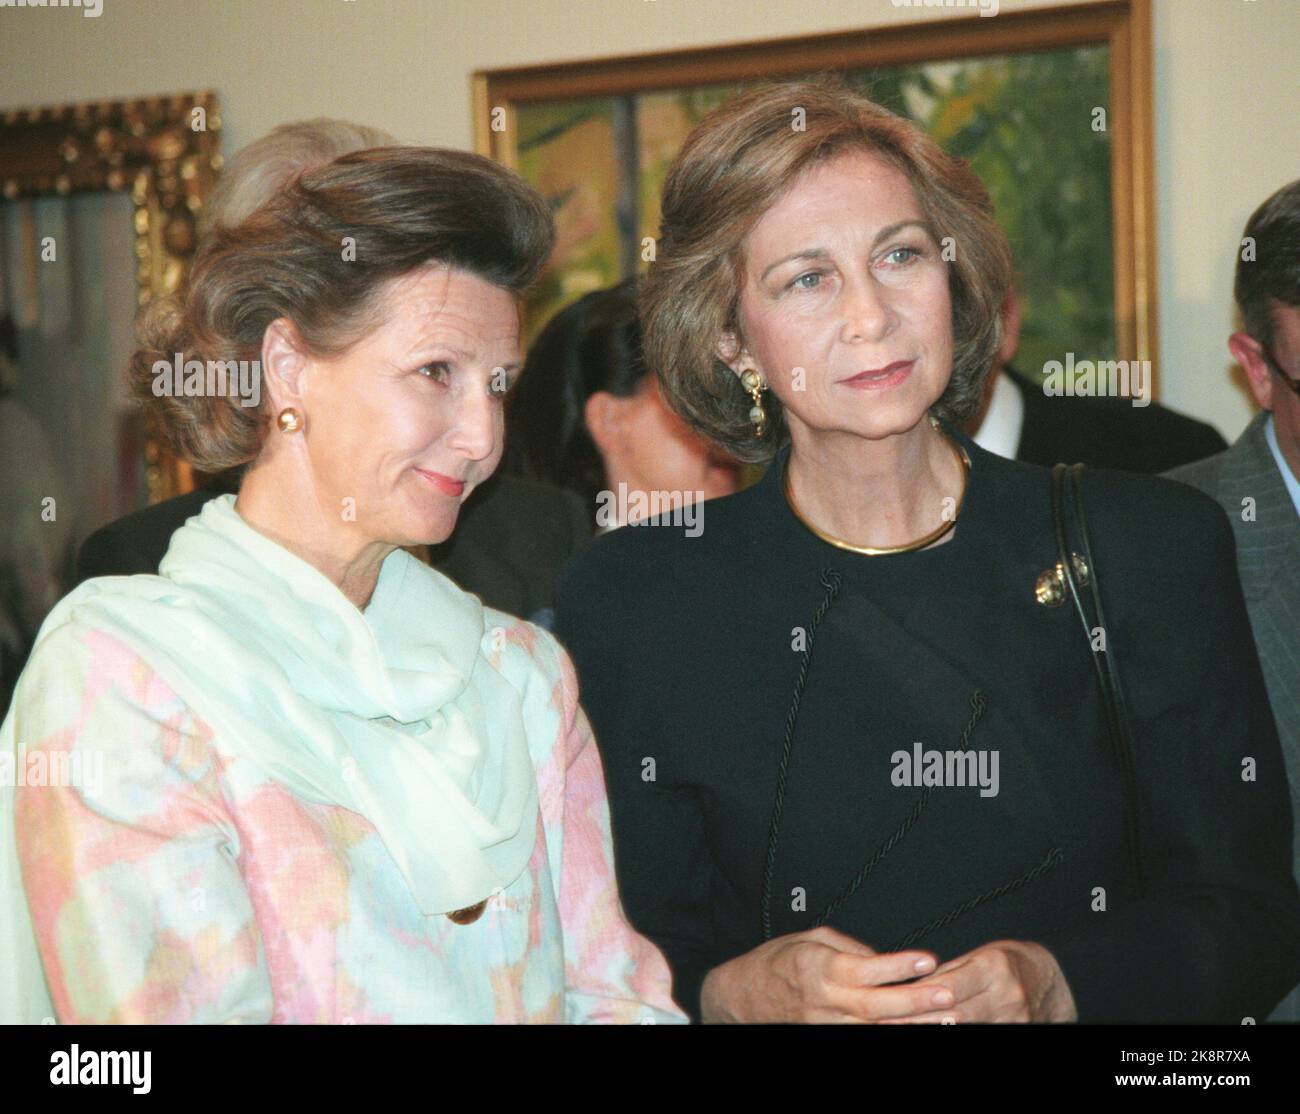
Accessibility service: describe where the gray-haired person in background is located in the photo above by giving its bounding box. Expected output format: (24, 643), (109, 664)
(75, 119), (588, 628)
(1167, 178), (1300, 1022)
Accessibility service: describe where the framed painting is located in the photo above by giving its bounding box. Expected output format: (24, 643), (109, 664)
(472, 0), (1156, 394)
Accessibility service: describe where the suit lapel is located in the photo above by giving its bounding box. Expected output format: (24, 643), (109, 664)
(1221, 414), (1300, 606)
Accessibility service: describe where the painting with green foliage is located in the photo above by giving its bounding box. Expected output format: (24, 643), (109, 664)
(515, 45), (1113, 380)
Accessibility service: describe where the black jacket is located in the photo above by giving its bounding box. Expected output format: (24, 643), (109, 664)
(1007, 367), (1228, 472)
(554, 425), (1300, 1023)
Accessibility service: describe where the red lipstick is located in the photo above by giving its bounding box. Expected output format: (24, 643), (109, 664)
(840, 360), (915, 390)
(415, 469), (466, 497)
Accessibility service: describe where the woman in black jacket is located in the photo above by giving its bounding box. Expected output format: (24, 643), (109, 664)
(553, 77), (1300, 1023)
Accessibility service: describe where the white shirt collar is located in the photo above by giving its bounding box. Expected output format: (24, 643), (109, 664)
(971, 370), (1026, 460)
(1262, 411), (1300, 518)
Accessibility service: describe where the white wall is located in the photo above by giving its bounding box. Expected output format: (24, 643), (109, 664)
(2, 0), (1296, 440)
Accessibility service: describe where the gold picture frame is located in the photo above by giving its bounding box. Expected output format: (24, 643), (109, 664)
(0, 91), (223, 502)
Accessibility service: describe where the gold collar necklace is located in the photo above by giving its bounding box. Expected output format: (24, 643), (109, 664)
(782, 426), (972, 556)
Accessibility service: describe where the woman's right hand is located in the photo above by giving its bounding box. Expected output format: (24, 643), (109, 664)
(698, 926), (944, 1023)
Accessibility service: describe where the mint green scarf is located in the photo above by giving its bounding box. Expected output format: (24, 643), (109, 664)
(1, 494), (539, 1021)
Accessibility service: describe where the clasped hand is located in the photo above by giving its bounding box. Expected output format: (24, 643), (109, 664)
(698, 926), (1077, 1023)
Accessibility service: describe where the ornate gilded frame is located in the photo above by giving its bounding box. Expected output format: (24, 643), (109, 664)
(473, 0), (1157, 390)
(0, 91), (223, 502)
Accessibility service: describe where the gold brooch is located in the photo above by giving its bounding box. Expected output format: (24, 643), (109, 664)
(1034, 553), (1090, 607)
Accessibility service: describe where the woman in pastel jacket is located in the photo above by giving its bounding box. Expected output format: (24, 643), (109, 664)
(0, 145), (685, 1025)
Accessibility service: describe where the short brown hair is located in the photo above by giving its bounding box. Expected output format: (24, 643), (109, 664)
(132, 147), (554, 472)
(1235, 178), (1300, 353)
(641, 76), (1013, 462)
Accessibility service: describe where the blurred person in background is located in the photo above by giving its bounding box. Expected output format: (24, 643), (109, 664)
(0, 329), (74, 718)
(504, 276), (739, 536)
(966, 288), (1227, 472)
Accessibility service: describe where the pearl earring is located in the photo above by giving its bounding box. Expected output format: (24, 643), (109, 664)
(741, 368), (766, 438)
(277, 407), (304, 434)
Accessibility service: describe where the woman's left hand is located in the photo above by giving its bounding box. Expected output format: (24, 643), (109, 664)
(877, 940), (1077, 1023)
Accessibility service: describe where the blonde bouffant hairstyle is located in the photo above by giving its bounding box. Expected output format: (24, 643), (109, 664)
(131, 141), (554, 473)
(640, 76), (1014, 463)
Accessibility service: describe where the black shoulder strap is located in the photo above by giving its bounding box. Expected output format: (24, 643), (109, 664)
(1050, 463), (1146, 897)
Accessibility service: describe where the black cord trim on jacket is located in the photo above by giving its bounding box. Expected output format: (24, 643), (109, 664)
(760, 568), (842, 941)
(885, 846), (1065, 953)
(760, 569), (1019, 942)
(812, 691), (987, 929)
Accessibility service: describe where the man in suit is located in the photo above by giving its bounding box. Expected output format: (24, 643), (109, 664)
(75, 119), (590, 625)
(967, 290), (1228, 472)
(1167, 178), (1300, 1022)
